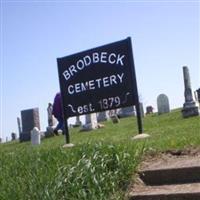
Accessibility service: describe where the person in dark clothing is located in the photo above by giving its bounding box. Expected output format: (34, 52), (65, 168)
(52, 92), (64, 135)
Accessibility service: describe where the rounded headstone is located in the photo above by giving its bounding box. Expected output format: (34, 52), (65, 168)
(31, 127), (41, 145)
(157, 94), (170, 114)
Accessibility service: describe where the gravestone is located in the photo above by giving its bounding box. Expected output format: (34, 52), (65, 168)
(81, 113), (98, 131)
(110, 115), (120, 123)
(97, 111), (110, 122)
(146, 106), (153, 114)
(31, 127), (41, 145)
(181, 66), (199, 117)
(45, 126), (55, 137)
(74, 116), (82, 127)
(157, 94), (170, 114)
(17, 117), (22, 135)
(11, 132), (17, 141)
(118, 106), (136, 118)
(194, 90), (200, 108)
(196, 88), (200, 103)
(0, 138), (2, 143)
(20, 108), (40, 142)
(47, 103), (54, 127)
(109, 109), (119, 117)
(46, 103), (57, 138)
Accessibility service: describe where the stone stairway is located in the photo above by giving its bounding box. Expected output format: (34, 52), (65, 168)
(128, 153), (200, 200)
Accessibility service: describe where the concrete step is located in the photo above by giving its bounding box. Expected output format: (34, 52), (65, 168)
(139, 156), (200, 185)
(139, 166), (200, 185)
(129, 183), (200, 200)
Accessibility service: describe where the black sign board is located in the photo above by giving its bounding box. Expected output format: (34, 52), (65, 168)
(57, 37), (143, 144)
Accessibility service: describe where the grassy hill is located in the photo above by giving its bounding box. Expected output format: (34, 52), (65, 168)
(0, 109), (200, 200)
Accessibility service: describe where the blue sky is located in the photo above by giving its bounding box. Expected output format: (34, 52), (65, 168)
(1, 0), (199, 142)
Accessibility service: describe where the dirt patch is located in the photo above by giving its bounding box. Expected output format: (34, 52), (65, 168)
(164, 147), (200, 156)
(139, 147), (200, 171)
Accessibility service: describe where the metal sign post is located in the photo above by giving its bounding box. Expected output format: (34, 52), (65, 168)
(127, 37), (143, 134)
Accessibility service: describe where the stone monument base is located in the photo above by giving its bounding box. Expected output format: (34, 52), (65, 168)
(80, 123), (98, 131)
(110, 115), (120, 123)
(20, 132), (31, 142)
(63, 143), (74, 148)
(182, 102), (200, 118)
(182, 106), (199, 118)
(132, 133), (150, 140)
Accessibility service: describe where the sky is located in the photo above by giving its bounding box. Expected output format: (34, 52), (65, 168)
(0, 0), (199, 142)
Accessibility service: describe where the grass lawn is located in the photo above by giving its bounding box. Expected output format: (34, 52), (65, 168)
(0, 108), (199, 200)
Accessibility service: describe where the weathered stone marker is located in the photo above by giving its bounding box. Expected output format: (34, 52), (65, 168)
(17, 117), (22, 135)
(20, 108), (40, 142)
(118, 106), (136, 118)
(157, 94), (170, 114)
(31, 127), (41, 145)
(11, 132), (17, 141)
(111, 115), (120, 123)
(74, 116), (82, 127)
(97, 111), (110, 122)
(146, 106), (153, 114)
(182, 66), (199, 118)
(81, 113), (98, 131)
(47, 103), (54, 127)
(195, 88), (200, 106)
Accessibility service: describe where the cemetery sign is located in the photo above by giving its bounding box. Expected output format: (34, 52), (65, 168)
(57, 37), (143, 144)
(57, 38), (139, 118)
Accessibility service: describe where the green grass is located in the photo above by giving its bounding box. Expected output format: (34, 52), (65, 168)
(0, 108), (200, 199)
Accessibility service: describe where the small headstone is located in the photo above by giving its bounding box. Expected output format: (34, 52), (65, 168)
(194, 90), (200, 109)
(47, 103), (54, 127)
(74, 116), (82, 127)
(46, 103), (57, 136)
(109, 109), (119, 117)
(31, 127), (41, 145)
(146, 106), (153, 114)
(196, 88), (200, 103)
(45, 126), (55, 137)
(17, 117), (22, 135)
(0, 138), (2, 143)
(194, 91), (198, 102)
(11, 132), (17, 141)
(111, 115), (120, 123)
(81, 113), (98, 131)
(20, 108), (40, 142)
(97, 111), (110, 122)
(181, 66), (199, 117)
(118, 106), (136, 118)
(157, 94), (170, 114)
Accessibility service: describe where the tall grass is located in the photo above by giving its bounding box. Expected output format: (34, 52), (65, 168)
(0, 141), (144, 200)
